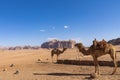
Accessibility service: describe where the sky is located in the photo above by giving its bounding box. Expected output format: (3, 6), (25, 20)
(0, 0), (120, 46)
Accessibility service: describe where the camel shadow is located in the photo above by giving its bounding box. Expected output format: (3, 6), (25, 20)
(57, 60), (120, 67)
(36, 61), (59, 64)
(36, 61), (50, 64)
(33, 72), (90, 76)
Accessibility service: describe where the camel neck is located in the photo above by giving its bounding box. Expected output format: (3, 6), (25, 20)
(79, 47), (90, 55)
(61, 49), (66, 53)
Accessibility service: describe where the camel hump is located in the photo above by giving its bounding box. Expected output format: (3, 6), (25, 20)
(98, 39), (107, 48)
(92, 39), (108, 50)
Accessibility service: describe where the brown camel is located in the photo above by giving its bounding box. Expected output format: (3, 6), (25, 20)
(75, 39), (117, 75)
(51, 48), (67, 62)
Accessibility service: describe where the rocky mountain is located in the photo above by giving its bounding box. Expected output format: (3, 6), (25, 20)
(0, 46), (41, 50)
(108, 38), (120, 45)
(41, 39), (76, 49)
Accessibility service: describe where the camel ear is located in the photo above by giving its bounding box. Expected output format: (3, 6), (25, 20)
(94, 38), (97, 41)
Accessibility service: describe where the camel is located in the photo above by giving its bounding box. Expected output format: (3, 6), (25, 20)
(51, 48), (67, 62)
(74, 39), (117, 75)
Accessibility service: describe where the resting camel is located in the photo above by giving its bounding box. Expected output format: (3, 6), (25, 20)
(75, 39), (117, 75)
(51, 48), (67, 62)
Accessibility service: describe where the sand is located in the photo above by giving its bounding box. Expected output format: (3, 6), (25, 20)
(0, 47), (120, 80)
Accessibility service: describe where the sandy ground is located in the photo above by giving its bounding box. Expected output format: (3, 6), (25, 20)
(0, 46), (120, 80)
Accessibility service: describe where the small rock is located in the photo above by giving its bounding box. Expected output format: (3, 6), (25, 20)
(90, 73), (98, 79)
(14, 70), (19, 74)
(3, 68), (7, 71)
(38, 59), (41, 61)
(10, 64), (14, 67)
(46, 58), (49, 60)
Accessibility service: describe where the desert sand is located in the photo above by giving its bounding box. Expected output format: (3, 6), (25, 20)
(0, 46), (120, 80)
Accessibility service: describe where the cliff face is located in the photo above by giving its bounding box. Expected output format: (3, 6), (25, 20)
(108, 38), (120, 45)
(41, 39), (76, 49)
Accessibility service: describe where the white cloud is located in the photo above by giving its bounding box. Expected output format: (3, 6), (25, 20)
(64, 25), (69, 29)
(40, 29), (46, 32)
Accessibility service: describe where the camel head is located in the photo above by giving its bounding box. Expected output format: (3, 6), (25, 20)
(74, 43), (85, 51)
(63, 47), (67, 51)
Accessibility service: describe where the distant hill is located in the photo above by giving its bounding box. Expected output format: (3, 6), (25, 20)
(108, 38), (120, 45)
(0, 46), (41, 50)
(41, 39), (76, 49)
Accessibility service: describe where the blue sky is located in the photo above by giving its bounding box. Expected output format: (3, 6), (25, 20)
(0, 0), (120, 46)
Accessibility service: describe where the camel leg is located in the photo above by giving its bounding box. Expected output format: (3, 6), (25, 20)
(51, 56), (53, 63)
(110, 53), (117, 75)
(51, 53), (54, 63)
(76, 49), (80, 60)
(58, 55), (61, 60)
(93, 57), (100, 75)
(56, 55), (59, 62)
(78, 53), (80, 60)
